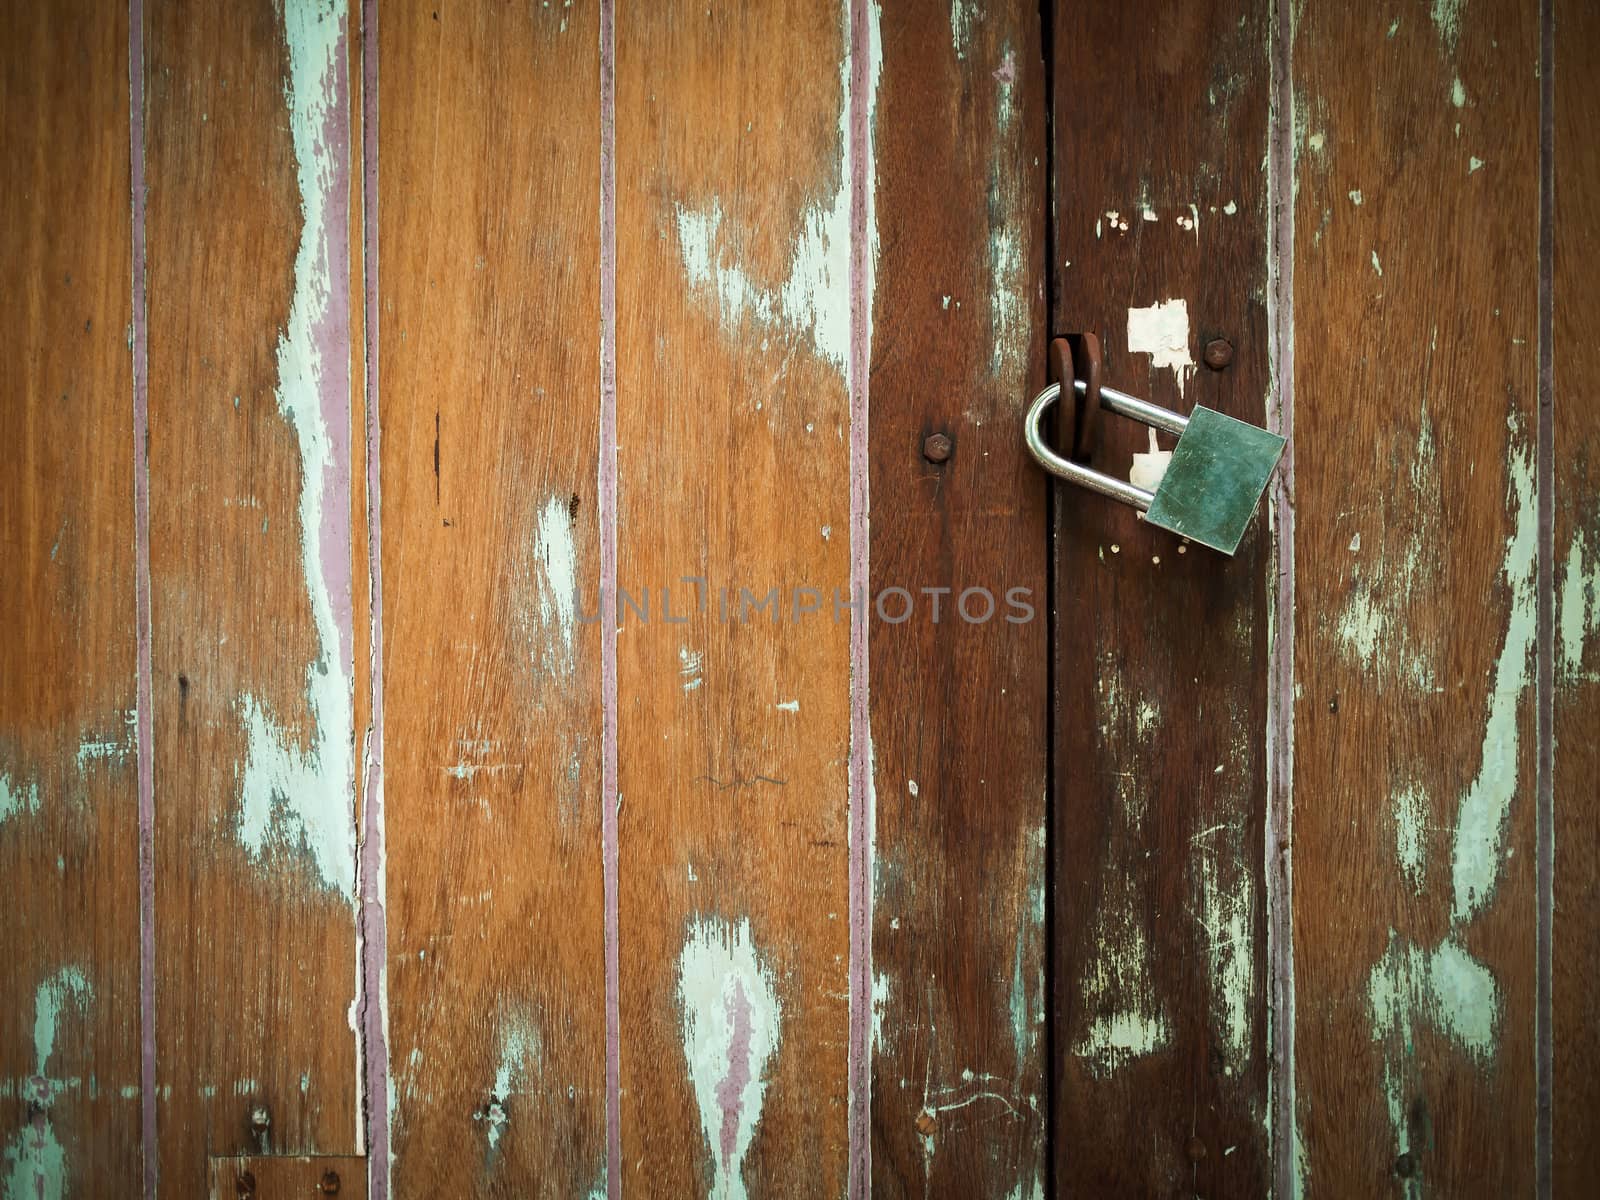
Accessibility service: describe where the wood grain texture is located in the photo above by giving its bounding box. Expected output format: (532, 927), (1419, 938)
(1049, 1), (1273, 1192)
(377, 1), (608, 1193)
(210, 1154), (367, 1199)
(1290, 0), (1539, 1193)
(1553, 0), (1600, 1187)
(868, 5), (1049, 1196)
(614, 2), (854, 1193)
(0, 0), (139, 1192)
(146, 0), (360, 1186)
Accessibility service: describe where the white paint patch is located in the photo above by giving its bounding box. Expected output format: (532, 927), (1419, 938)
(1348, 189), (1365, 205)
(1129, 428), (1172, 492)
(1450, 433), (1537, 924)
(1222, 200), (1238, 215)
(775, 699), (800, 713)
(1468, 156), (1485, 174)
(236, 0), (354, 897)
(1452, 77), (1468, 108)
(1126, 300), (1195, 399)
(1371, 250), (1383, 277)
(672, 14), (879, 380)
(678, 916), (782, 1200)
(988, 226), (1026, 380)
(1557, 527), (1600, 680)
(3, 967), (92, 1200)
(527, 493), (578, 678)
(0, 770), (40, 826)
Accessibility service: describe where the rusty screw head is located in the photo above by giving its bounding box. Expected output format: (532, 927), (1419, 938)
(1185, 1136), (1207, 1162)
(320, 1170), (342, 1194)
(922, 432), (953, 464)
(236, 1171), (257, 1197)
(1203, 338), (1234, 370)
(248, 1104), (270, 1134)
(1395, 1152), (1417, 1178)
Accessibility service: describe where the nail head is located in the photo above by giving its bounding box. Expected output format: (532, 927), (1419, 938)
(922, 433), (953, 464)
(1203, 338), (1234, 369)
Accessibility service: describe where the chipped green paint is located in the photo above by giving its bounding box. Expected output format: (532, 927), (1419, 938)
(478, 1013), (541, 1156)
(1392, 783), (1428, 894)
(1557, 525), (1600, 680)
(1193, 848), (1254, 1071)
(1431, 0), (1465, 56)
(1334, 405), (1440, 690)
(0, 770), (40, 826)
(1450, 429), (1536, 924)
(1007, 823), (1046, 1069)
(3, 967), (92, 1200)
(1369, 931), (1499, 1061)
(235, 0), (355, 896)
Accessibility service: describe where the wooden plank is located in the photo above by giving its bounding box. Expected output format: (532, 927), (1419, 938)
(145, 0), (361, 1185)
(868, 4), (1049, 1196)
(1552, 0), (1600, 1185)
(1048, 1), (1273, 1192)
(210, 1154), (367, 1199)
(376, 0), (608, 1192)
(613, 2), (854, 1193)
(1290, 1), (1540, 1193)
(0, 0), (140, 1192)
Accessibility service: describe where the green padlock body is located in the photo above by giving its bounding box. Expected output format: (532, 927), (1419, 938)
(1144, 405), (1287, 555)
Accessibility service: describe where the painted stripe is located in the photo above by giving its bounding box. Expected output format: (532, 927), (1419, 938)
(846, 0), (874, 1193)
(358, 0), (392, 1194)
(1535, 0), (1555, 1191)
(1266, 0), (1298, 1195)
(128, 0), (157, 1192)
(599, 1), (621, 1194)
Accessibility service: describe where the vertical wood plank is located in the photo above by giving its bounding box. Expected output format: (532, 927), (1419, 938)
(868, 5), (1049, 1196)
(146, 0), (361, 1185)
(0, 0), (140, 1192)
(1049, 1), (1274, 1192)
(614, 2), (854, 1193)
(1553, 0), (1600, 1185)
(377, 0), (608, 1193)
(1291, 1), (1539, 1193)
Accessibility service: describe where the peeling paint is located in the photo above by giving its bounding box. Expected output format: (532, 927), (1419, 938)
(0, 770), (40, 826)
(1557, 526), (1600, 680)
(1193, 849), (1253, 1071)
(679, 646), (705, 692)
(1450, 432), (1536, 924)
(236, 0), (354, 897)
(1392, 783), (1428, 894)
(524, 494), (578, 678)
(679, 917), (781, 1200)
(1126, 299), (1195, 399)
(3, 967), (92, 1200)
(1432, 0), (1465, 56)
(949, 0), (975, 60)
(476, 1013), (541, 1157)
(672, 16), (878, 379)
(1369, 931), (1499, 1060)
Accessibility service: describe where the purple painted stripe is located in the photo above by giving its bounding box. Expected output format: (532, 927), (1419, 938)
(598, 0), (621, 1194)
(1266, 0), (1297, 1195)
(128, 0), (157, 1192)
(358, 0), (392, 1196)
(845, 0), (873, 1194)
(1535, 0), (1555, 1191)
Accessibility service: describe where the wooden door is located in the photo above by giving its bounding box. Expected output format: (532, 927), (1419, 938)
(0, 2), (1595, 1198)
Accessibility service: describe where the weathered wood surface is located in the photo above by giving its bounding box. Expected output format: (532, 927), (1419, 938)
(613, 2), (855, 1194)
(377, 0), (609, 1193)
(868, 4), (1049, 1196)
(145, 0), (361, 1186)
(0, 0), (141, 1192)
(1553, 0), (1600, 1187)
(1291, 0), (1540, 1193)
(209, 1154), (367, 1199)
(1049, 1), (1274, 1192)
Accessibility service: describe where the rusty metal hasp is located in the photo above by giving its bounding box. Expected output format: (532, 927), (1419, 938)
(1023, 335), (1285, 555)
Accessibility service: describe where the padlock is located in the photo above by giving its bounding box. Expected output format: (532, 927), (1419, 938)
(1023, 337), (1285, 556)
